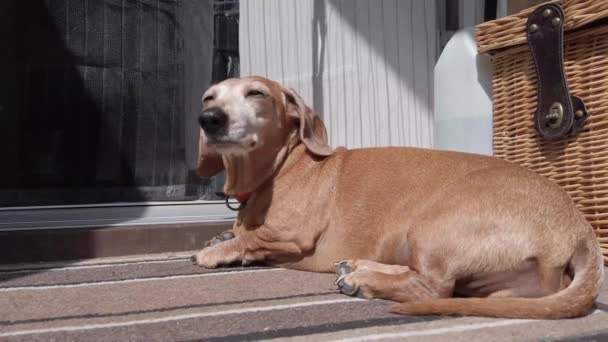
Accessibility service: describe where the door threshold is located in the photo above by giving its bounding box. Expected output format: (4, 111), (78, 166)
(0, 221), (233, 264)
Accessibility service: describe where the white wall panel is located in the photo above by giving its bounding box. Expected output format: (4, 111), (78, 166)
(240, 0), (436, 149)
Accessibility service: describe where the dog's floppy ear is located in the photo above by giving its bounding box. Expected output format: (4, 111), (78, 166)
(197, 129), (225, 177)
(282, 87), (334, 157)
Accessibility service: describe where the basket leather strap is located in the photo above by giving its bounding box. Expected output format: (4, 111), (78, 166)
(526, 3), (588, 139)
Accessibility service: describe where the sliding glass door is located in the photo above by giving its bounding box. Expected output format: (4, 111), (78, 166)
(0, 0), (239, 207)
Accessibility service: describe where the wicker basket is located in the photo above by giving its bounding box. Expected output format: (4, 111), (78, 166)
(476, 0), (608, 263)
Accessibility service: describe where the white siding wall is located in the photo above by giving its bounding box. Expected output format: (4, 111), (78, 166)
(240, 0), (436, 149)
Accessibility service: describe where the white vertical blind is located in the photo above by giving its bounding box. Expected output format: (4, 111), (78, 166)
(240, 0), (436, 149)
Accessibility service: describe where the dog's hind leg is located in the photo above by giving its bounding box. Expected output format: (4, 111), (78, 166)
(334, 259), (454, 303)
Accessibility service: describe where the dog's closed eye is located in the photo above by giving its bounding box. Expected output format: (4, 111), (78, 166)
(246, 89), (267, 98)
(203, 95), (214, 103)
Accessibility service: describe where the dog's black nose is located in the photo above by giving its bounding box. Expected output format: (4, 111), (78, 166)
(198, 109), (228, 135)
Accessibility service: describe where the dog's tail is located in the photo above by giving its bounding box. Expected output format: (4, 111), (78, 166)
(390, 231), (604, 319)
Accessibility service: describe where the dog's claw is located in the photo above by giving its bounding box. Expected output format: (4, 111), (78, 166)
(222, 231), (235, 240)
(204, 231), (235, 248)
(335, 262), (359, 296)
(336, 276), (359, 296)
(335, 261), (353, 277)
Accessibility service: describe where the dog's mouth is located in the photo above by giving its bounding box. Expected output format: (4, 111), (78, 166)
(205, 135), (258, 154)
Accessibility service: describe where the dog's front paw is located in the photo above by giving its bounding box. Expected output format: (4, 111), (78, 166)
(191, 247), (221, 268)
(334, 260), (362, 297)
(189, 231), (237, 268)
(191, 241), (242, 268)
(334, 260), (375, 299)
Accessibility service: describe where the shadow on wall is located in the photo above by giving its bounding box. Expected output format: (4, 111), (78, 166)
(238, 0), (436, 147)
(312, 0), (327, 118)
(326, 0), (435, 118)
(305, 0), (437, 147)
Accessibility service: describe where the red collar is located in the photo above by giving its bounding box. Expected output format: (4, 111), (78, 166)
(234, 192), (252, 203)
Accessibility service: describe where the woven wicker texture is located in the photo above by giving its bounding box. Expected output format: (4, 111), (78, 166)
(480, 6), (608, 263)
(476, 0), (608, 54)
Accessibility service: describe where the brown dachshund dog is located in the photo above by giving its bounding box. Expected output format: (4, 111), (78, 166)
(192, 76), (604, 319)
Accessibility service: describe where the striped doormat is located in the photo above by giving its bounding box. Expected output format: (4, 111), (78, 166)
(1, 254), (607, 341)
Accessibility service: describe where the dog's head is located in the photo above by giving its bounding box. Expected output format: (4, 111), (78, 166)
(197, 76), (333, 177)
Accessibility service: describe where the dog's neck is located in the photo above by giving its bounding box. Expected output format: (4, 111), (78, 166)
(230, 143), (313, 228)
(221, 154), (279, 196)
(222, 133), (299, 196)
